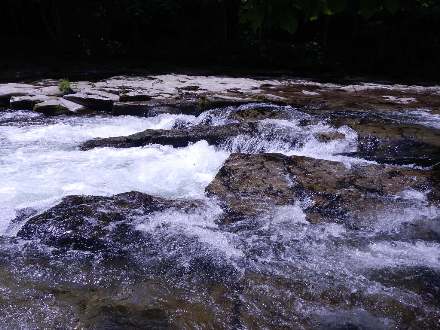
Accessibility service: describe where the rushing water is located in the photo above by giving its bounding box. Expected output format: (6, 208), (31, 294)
(0, 105), (439, 329)
(0, 111), (228, 234)
(0, 105), (363, 234)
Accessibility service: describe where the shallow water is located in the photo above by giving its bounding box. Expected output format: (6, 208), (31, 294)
(0, 105), (439, 329)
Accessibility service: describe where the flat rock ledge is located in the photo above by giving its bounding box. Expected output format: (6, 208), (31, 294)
(34, 98), (87, 115)
(1, 74), (439, 116)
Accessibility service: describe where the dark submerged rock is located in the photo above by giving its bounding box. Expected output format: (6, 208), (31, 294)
(112, 100), (204, 117)
(368, 267), (440, 308)
(331, 116), (440, 167)
(80, 123), (258, 150)
(79, 303), (169, 330)
(17, 191), (199, 251)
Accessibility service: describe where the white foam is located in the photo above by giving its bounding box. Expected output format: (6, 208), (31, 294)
(371, 204), (439, 236)
(402, 109), (440, 129)
(0, 114), (228, 235)
(136, 202), (243, 260)
(193, 103), (367, 167)
(261, 202), (346, 241)
(382, 95), (417, 104)
(1, 113), (195, 148)
(302, 90), (320, 96)
(0, 141), (228, 234)
(351, 241), (440, 269)
(0, 110), (41, 121)
(398, 189), (429, 202)
(222, 117), (367, 166)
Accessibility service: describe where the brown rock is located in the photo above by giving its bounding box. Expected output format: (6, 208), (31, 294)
(315, 131), (346, 143)
(229, 105), (290, 122)
(206, 153), (437, 223)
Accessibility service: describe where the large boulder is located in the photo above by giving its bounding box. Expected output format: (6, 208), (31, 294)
(206, 153), (438, 223)
(17, 191), (200, 251)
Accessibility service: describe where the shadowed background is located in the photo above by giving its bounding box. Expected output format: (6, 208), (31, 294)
(0, 0), (439, 82)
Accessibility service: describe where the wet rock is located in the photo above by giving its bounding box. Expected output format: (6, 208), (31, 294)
(315, 131), (346, 143)
(4, 75), (439, 121)
(79, 303), (169, 330)
(112, 98), (247, 117)
(206, 153), (297, 220)
(80, 123), (257, 150)
(17, 191), (199, 251)
(33, 98), (86, 116)
(64, 91), (119, 112)
(3, 75), (440, 118)
(228, 104), (290, 122)
(333, 117), (440, 166)
(263, 82), (440, 116)
(368, 267), (440, 308)
(206, 153), (437, 223)
(111, 100), (204, 117)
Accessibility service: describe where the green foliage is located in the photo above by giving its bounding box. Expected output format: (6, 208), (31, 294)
(59, 79), (72, 95)
(239, 0), (435, 35)
(384, 0), (400, 15)
(240, 0), (301, 34)
(2, 0), (439, 68)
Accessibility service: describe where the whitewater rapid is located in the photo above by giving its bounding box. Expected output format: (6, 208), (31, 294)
(0, 105), (365, 235)
(1, 104), (440, 329)
(0, 111), (229, 234)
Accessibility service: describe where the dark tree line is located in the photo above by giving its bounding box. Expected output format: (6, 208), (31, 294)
(1, 0), (439, 79)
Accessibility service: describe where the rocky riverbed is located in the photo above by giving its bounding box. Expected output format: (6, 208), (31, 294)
(0, 75), (440, 329)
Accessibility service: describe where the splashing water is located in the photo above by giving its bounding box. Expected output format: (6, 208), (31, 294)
(1, 104), (439, 328)
(195, 103), (369, 166)
(0, 111), (228, 234)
